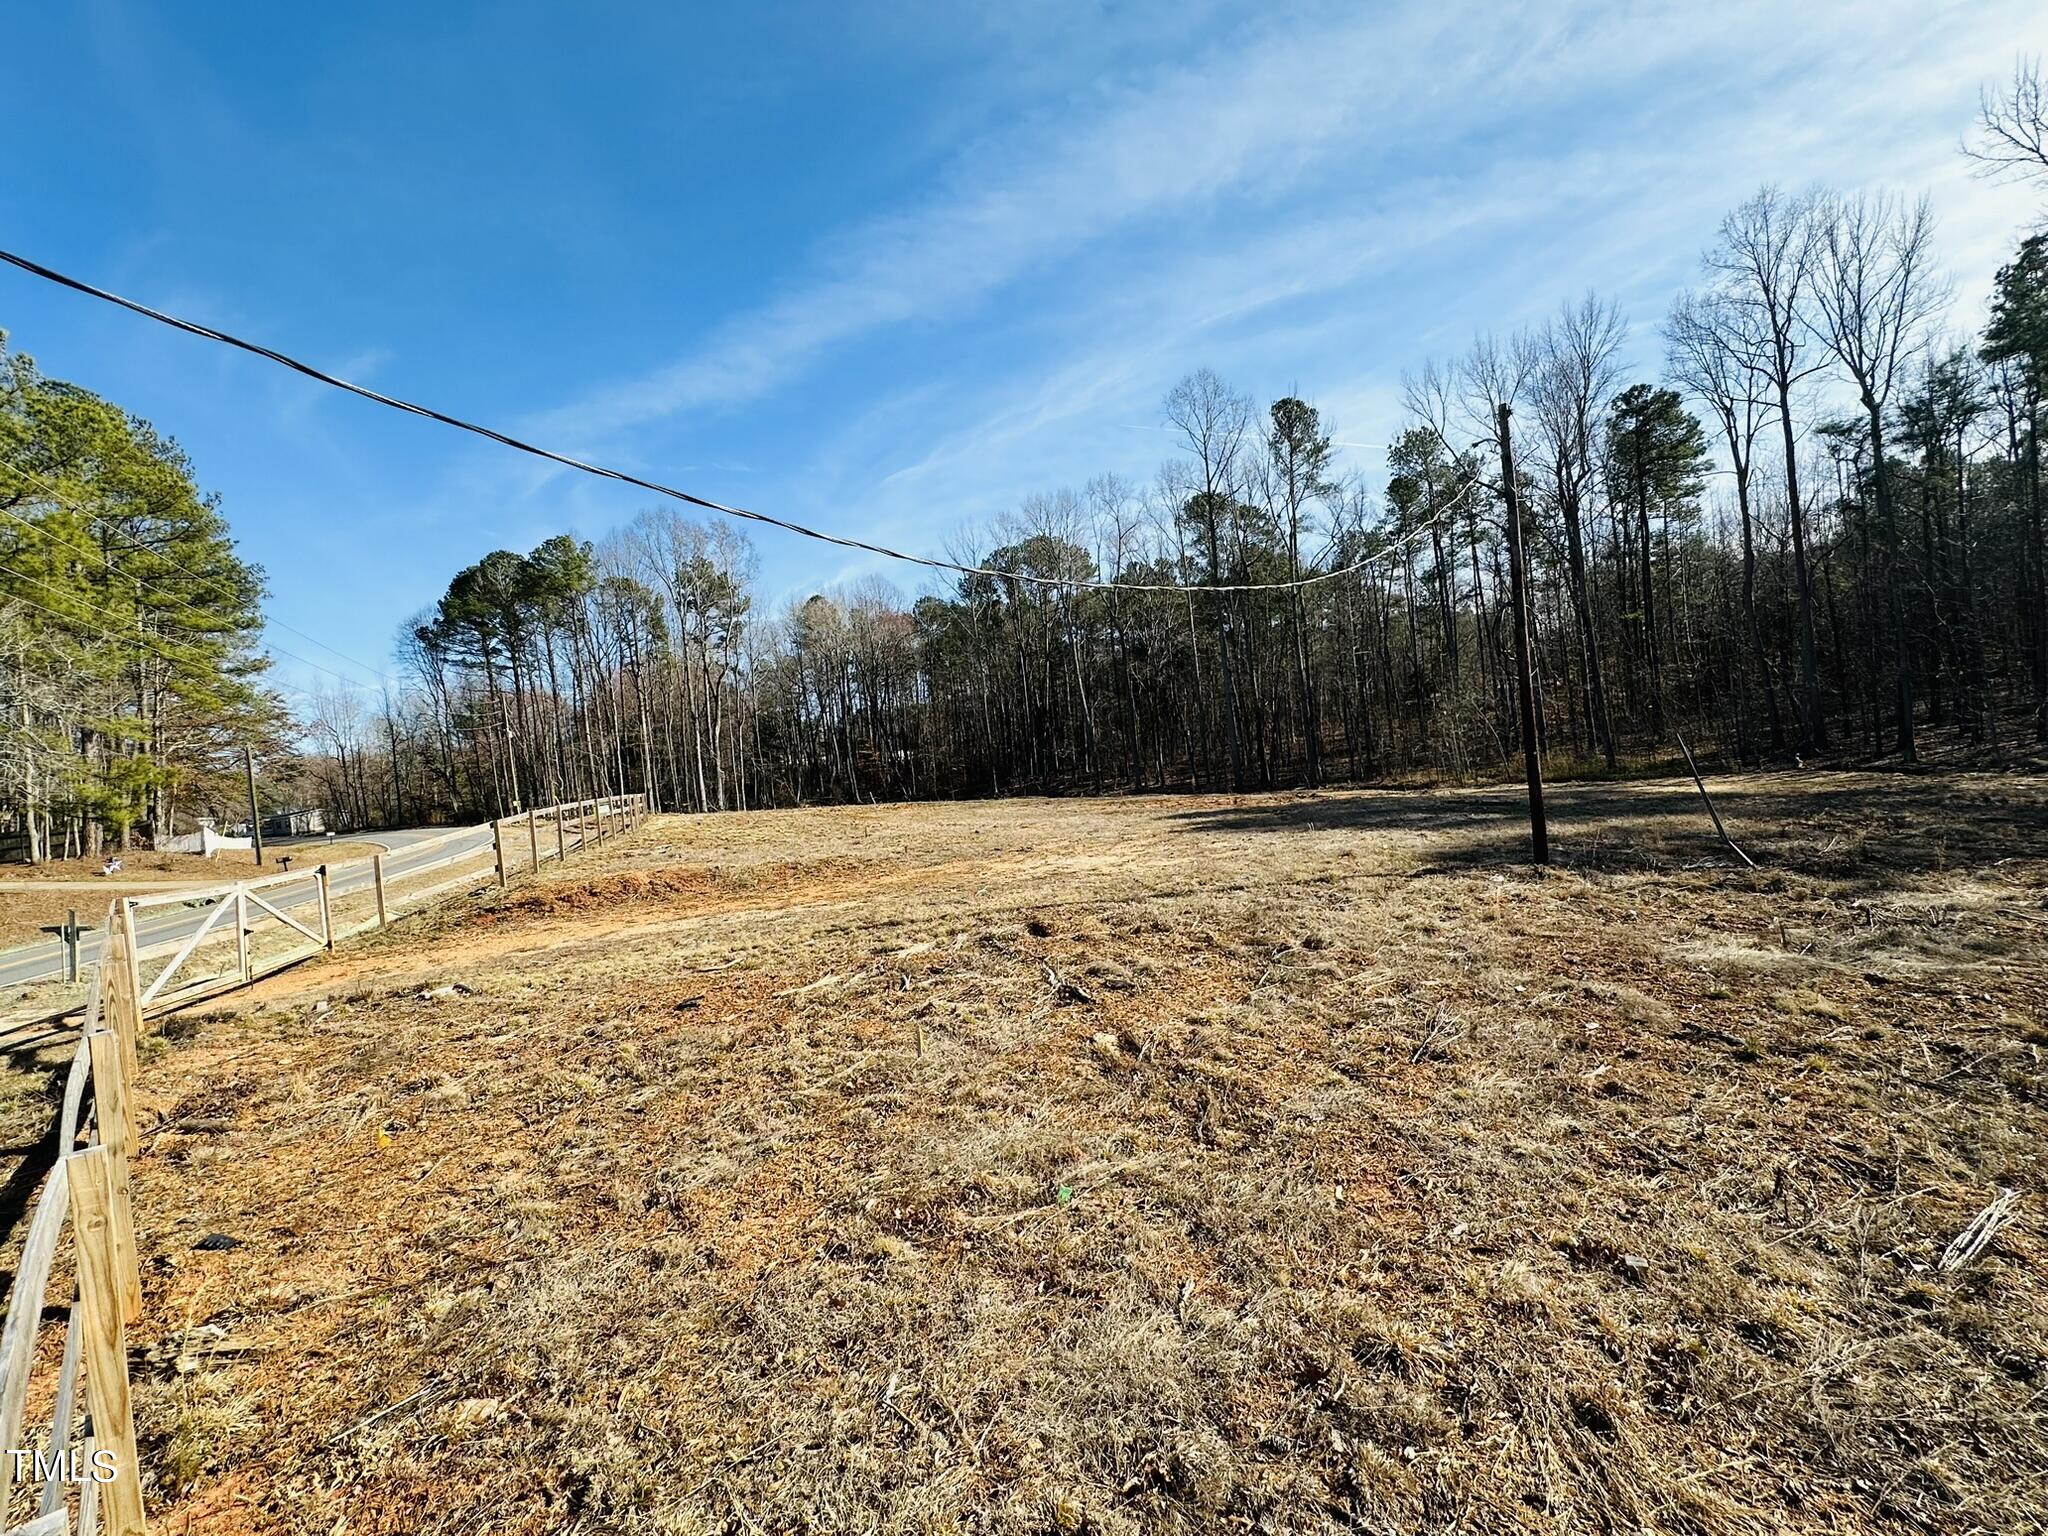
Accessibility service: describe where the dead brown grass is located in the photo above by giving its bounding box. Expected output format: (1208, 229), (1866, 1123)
(1, 848), (277, 883)
(23, 772), (2048, 1534)
(0, 895), (86, 954)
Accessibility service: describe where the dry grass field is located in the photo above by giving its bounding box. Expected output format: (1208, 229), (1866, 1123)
(16, 773), (2048, 1534)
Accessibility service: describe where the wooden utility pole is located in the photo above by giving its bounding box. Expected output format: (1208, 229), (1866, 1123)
(245, 745), (265, 866)
(1497, 404), (1549, 866)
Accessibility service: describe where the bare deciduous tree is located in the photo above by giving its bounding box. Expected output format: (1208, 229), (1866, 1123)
(1165, 369), (1254, 789)
(1969, 55), (2048, 195)
(1710, 186), (1830, 751)
(1531, 296), (1627, 765)
(1667, 285), (1785, 750)
(1806, 191), (1949, 761)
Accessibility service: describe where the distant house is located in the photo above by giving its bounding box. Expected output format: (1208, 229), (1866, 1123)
(260, 808), (327, 838)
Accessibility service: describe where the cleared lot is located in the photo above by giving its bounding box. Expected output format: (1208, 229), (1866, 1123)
(61, 774), (2048, 1533)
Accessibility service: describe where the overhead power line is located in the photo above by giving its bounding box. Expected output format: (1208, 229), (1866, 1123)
(0, 247), (1463, 595)
(0, 498), (364, 693)
(0, 564), (223, 683)
(1, 462), (392, 688)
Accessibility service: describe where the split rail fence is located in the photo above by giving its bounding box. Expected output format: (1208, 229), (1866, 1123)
(122, 795), (642, 1014)
(0, 794), (645, 1533)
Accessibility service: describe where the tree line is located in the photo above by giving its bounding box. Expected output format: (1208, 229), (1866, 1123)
(13, 70), (2047, 844)
(292, 167), (2046, 827)
(1, 336), (283, 859)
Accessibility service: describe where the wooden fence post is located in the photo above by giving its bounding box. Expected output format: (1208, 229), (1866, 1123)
(554, 807), (566, 863)
(84, 1032), (142, 1324)
(493, 820), (507, 888)
(235, 886), (251, 981)
(68, 1145), (146, 1536)
(103, 921), (141, 1088)
(118, 899), (143, 1012)
(372, 853), (388, 928)
(527, 808), (540, 872)
(317, 866), (333, 951)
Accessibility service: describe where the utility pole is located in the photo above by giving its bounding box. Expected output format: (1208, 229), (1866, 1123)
(1497, 403), (1549, 866)
(244, 745), (264, 866)
(125, 577), (144, 853)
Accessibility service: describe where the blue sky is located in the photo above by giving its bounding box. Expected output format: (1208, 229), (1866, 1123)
(3, 1), (2043, 699)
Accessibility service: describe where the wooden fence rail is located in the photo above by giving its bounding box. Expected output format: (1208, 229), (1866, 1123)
(0, 792), (645, 1532)
(0, 921), (146, 1534)
(129, 794), (643, 1016)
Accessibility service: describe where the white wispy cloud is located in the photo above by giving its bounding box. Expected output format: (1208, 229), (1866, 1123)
(529, 2), (1626, 443)
(535, 0), (2041, 462)
(401, 0), (2048, 622)
(760, 1), (2046, 572)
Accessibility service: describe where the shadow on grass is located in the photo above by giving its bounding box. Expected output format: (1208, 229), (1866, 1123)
(0, 1060), (64, 1309)
(1162, 774), (2048, 892)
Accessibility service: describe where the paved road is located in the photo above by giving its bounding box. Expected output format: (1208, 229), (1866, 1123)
(0, 826), (494, 988)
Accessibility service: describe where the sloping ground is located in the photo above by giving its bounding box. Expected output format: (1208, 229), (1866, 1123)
(85, 774), (2048, 1534)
